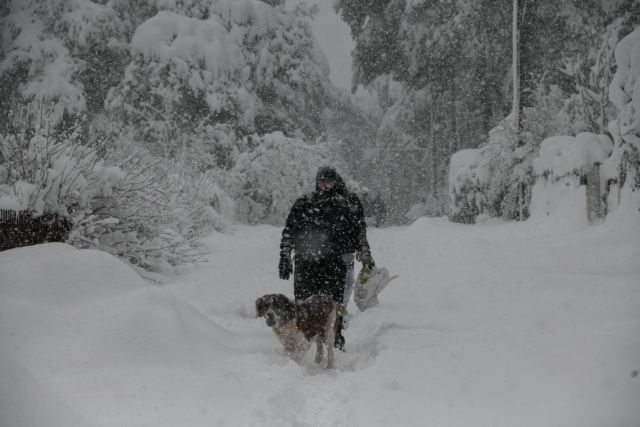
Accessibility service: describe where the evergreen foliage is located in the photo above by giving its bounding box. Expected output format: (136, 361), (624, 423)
(1, 0), (638, 255)
(0, 0), (337, 272)
(335, 0), (639, 222)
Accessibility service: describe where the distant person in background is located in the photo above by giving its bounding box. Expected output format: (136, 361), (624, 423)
(361, 192), (371, 217)
(372, 193), (386, 227)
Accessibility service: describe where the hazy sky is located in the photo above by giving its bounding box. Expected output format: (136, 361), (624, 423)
(304, 0), (354, 90)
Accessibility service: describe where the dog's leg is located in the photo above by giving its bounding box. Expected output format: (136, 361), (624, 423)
(325, 306), (338, 369)
(314, 335), (323, 364)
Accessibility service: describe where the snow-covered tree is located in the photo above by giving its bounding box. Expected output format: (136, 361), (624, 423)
(448, 117), (524, 223)
(216, 132), (331, 224)
(0, 0), (131, 129)
(105, 0), (334, 159)
(0, 0), (347, 239)
(606, 25), (640, 193)
(336, 0), (635, 222)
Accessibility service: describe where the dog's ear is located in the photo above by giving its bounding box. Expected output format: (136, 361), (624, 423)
(255, 296), (267, 318)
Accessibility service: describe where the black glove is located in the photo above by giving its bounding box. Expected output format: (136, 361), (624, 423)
(279, 254), (292, 280)
(359, 250), (375, 270)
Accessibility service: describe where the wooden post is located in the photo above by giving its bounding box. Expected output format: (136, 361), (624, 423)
(586, 163), (602, 222)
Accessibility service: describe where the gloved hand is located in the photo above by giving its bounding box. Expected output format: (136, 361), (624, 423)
(279, 254), (293, 280)
(358, 250), (375, 270)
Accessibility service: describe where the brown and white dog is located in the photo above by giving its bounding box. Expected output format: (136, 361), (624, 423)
(255, 293), (345, 369)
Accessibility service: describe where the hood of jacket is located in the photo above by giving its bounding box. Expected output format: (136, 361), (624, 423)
(315, 166), (340, 194)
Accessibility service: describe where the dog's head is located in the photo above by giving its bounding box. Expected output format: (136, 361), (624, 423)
(255, 294), (296, 327)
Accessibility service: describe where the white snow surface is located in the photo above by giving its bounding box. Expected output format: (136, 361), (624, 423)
(2, 213), (640, 426)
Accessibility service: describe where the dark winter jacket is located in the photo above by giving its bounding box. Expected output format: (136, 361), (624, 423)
(333, 173), (372, 259)
(280, 167), (372, 262)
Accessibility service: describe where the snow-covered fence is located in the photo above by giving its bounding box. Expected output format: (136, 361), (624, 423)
(530, 133), (613, 223)
(0, 210), (71, 251)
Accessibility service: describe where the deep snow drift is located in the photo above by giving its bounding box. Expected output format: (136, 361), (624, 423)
(1, 211), (639, 426)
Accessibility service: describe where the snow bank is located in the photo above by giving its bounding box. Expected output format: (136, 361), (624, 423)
(602, 177), (640, 233)
(528, 177), (589, 229)
(0, 354), (96, 427)
(0, 243), (238, 427)
(2, 219), (640, 426)
(0, 243), (143, 303)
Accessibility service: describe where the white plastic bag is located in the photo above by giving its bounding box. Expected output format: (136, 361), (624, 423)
(354, 266), (397, 311)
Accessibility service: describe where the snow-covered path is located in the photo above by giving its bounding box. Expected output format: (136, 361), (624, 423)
(166, 218), (640, 426)
(2, 218), (640, 426)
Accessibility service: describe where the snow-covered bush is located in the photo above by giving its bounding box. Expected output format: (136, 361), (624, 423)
(448, 149), (488, 224)
(68, 154), (213, 277)
(0, 124), (101, 214)
(216, 132), (330, 225)
(0, 118), (218, 276)
(448, 117), (533, 223)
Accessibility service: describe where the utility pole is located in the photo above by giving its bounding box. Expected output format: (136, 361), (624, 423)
(512, 0), (520, 135)
(513, 0), (526, 220)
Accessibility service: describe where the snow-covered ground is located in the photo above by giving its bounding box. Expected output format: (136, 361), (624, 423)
(1, 212), (640, 427)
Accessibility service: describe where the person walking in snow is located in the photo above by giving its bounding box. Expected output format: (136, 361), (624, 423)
(279, 166), (375, 350)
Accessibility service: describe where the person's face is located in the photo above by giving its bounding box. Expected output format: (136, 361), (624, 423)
(318, 178), (335, 191)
